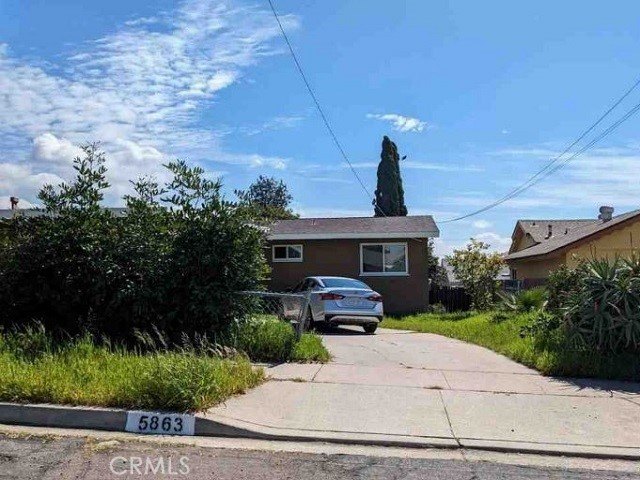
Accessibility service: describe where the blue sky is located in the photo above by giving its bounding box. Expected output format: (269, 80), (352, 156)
(2, 0), (640, 256)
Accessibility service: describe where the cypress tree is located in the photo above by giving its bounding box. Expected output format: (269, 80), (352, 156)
(374, 135), (408, 217)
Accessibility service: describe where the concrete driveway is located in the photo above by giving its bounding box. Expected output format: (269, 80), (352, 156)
(203, 327), (640, 457)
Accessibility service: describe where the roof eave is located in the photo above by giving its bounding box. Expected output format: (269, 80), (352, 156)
(267, 230), (439, 241)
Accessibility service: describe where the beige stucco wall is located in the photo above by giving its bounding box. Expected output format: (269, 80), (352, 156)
(511, 233), (537, 253)
(566, 220), (640, 268)
(508, 254), (566, 281)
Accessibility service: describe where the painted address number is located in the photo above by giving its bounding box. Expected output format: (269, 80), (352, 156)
(125, 411), (195, 436)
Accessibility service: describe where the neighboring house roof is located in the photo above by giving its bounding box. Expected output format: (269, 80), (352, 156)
(496, 265), (511, 280)
(0, 208), (128, 219)
(514, 219), (596, 244)
(505, 209), (640, 261)
(267, 215), (439, 240)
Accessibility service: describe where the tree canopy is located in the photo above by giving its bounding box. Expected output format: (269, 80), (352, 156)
(235, 175), (298, 222)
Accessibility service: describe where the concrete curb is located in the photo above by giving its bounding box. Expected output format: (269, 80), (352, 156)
(1, 402), (640, 461)
(0, 402), (126, 432)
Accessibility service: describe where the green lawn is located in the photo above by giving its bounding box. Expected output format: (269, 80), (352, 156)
(382, 312), (640, 381)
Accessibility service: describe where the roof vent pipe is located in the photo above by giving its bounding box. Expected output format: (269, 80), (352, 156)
(598, 206), (614, 222)
(545, 224), (553, 239)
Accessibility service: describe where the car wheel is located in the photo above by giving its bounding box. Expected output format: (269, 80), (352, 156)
(363, 323), (377, 334)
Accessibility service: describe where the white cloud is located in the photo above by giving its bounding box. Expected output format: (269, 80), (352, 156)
(241, 115), (305, 136)
(402, 161), (482, 172)
(472, 220), (492, 229)
(432, 237), (465, 258)
(366, 113), (429, 133)
(0, 161), (65, 208)
(342, 162), (378, 169)
(0, 196), (36, 209)
(489, 148), (557, 157)
(295, 207), (372, 218)
(473, 232), (512, 252)
(306, 177), (353, 184)
(342, 161), (481, 172)
(32, 133), (83, 165)
(0, 0), (300, 204)
(242, 154), (288, 170)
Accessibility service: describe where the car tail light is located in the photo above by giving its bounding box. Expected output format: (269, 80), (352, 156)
(320, 292), (345, 300)
(367, 294), (383, 302)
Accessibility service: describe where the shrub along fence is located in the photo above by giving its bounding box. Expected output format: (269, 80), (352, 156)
(237, 291), (311, 339)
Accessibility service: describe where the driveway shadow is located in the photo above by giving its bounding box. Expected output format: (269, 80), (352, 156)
(553, 376), (640, 395)
(316, 325), (369, 336)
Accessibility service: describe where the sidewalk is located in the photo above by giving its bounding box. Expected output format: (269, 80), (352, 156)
(201, 327), (640, 459)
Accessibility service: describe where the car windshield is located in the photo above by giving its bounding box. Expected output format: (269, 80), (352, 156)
(320, 278), (370, 289)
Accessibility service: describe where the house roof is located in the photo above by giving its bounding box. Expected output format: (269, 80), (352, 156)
(514, 219), (596, 243)
(267, 215), (439, 240)
(0, 208), (128, 219)
(505, 208), (640, 261)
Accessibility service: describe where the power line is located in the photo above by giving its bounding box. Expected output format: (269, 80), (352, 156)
(266, 0), (375, 204)
(267, 0), (427, 244)
(440, 76), (640, 223)
(538, 100), (640, 180)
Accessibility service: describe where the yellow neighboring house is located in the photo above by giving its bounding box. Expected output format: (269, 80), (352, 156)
(504, 206), (640, 283)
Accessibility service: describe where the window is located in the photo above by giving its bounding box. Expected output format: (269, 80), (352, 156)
(272, 244), (303, 262)
(320, 278), (370, 289)
(360, 243), (408, 276)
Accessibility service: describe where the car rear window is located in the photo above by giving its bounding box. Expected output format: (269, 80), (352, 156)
(321, 278), (370, 289)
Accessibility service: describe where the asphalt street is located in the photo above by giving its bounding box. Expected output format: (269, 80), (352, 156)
(2, 434), (639, 480)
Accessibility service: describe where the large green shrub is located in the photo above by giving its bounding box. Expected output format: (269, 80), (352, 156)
(0, 145), (267, 341)
(562, 257), (640, 353)
(445, 239), (504, 310)
(545, 265), (582, 315)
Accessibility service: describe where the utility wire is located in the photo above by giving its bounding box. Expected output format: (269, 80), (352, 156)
(440, 76), (640, 223)
(267, 0), (427, 245)
(538, 100), (640, 180)
(266, 0), (375, 205)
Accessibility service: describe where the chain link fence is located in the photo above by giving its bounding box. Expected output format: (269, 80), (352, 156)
(237, 291), (312, 339)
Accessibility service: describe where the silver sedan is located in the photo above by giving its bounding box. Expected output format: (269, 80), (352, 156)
(289, 276), (384, 334)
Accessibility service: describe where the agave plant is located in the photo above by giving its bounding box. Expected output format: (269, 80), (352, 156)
(563, 256), (640, 352)
(498, 287), (547, 313)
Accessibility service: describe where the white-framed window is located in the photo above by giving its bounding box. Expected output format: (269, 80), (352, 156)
(360, 242), (408, 276)
(272, 244), (303, 263)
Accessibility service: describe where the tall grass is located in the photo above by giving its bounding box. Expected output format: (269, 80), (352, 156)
(0, 316), (330, 411)
(382, 312), (640, 381)
(0, 329), (263, 412)
(231, 318), (330, 363)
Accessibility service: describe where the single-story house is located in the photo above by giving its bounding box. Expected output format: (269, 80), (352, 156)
(265, 215), (440, 314)
(504, 206), (640, 282)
